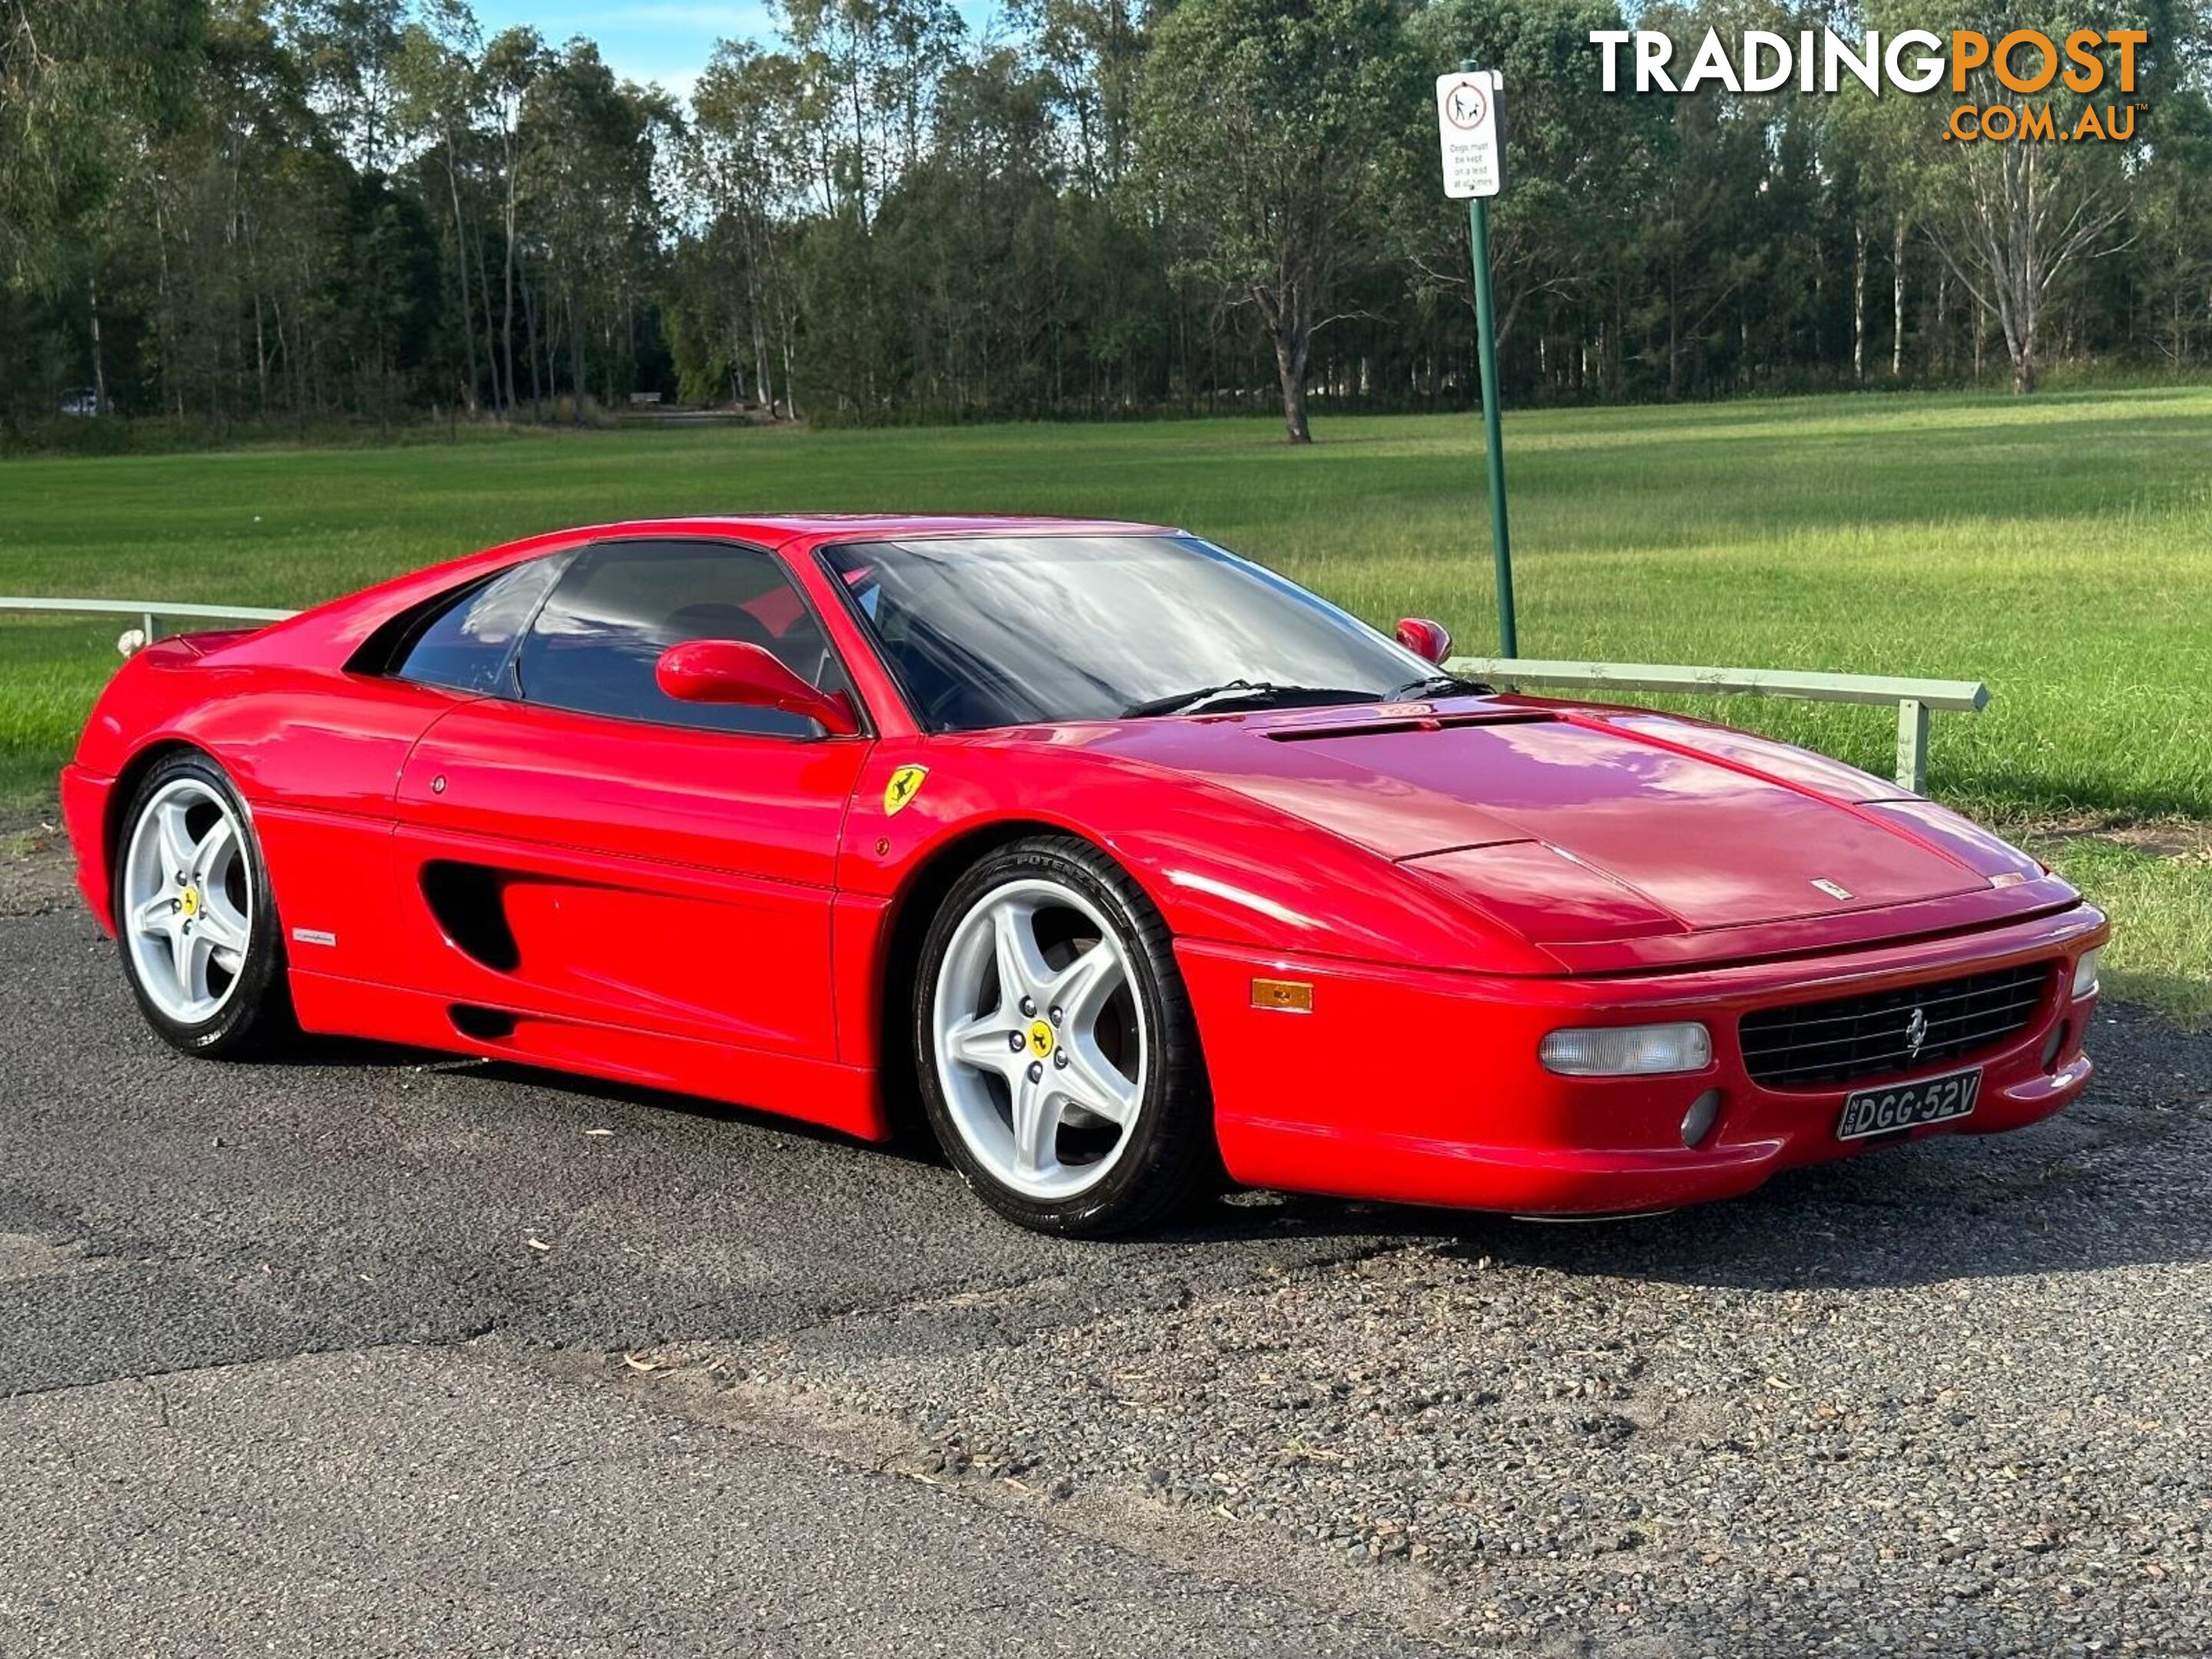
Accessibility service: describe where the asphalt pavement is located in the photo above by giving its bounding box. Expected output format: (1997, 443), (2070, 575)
(2, 833), (2207, 1657)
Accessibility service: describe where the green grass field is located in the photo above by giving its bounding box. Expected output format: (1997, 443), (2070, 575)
(3, 389), (2207, 1018)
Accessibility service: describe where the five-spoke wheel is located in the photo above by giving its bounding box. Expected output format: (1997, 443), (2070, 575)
(114, 753), (290, 1055)
(123, 776), (253, 1024)
(915, 836), (1214, 1235)
(933, 876), (1147, 1203)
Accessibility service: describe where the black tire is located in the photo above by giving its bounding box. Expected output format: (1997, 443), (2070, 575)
(912, 834), (1216, 1237)
(112, 750), (294, 1058)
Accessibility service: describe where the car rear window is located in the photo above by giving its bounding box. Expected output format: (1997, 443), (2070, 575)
(392, 557), (565, 695)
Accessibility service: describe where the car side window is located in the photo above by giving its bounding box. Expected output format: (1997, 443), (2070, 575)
(514, 540), (850, 737)
(392, 556), (565, 695)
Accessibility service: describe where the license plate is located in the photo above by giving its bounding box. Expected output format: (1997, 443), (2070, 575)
(1836, 1066), (1982, 1141)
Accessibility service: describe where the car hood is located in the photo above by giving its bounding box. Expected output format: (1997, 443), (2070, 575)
(1088, 702), (2018, 945)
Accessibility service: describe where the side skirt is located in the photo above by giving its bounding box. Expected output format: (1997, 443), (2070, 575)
(287, 969), (889, 1142)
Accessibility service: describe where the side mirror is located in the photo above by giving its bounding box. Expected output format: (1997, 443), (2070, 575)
(1395, 617), (1452, 664)
(655, 639), (860, 736)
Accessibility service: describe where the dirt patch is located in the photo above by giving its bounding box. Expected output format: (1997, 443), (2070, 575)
(2099, 824), (2212, 862)
(0, 823), (81, 918)
(2023, 815), (2212, 862)
(0, 1233), (102, 1285)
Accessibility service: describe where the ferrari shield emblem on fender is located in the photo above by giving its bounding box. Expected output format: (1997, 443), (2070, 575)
(883, 764), (929, 815)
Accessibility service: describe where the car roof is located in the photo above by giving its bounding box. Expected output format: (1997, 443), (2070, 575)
(216, 513), (1197, 674)
(576, 514), (1183, 548)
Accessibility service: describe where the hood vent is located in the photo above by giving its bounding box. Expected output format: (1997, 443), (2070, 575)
(1264, 710), (1551, 743)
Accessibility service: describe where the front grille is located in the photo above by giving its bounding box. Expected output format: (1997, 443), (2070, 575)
(1739, 963), (2052, 1089)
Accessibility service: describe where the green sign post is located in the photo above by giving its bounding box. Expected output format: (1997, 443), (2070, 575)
(1435, 61), (1517, 658)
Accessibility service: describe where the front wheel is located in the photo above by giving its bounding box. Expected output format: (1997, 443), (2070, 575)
(114, 751), (293, 1057)
(913, 836), (1215, 1237)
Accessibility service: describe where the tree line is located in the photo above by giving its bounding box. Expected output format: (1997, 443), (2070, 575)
(3, 0), (2205, 445)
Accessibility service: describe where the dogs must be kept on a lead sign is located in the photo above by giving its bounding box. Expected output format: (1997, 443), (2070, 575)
(1436, 71), (1505, 199)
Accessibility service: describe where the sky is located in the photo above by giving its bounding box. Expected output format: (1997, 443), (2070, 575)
(465, 1), (998, 102)
(467, 2), (777, 100)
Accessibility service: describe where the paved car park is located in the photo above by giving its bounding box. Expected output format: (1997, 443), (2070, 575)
(3, 836), (2207, 1656)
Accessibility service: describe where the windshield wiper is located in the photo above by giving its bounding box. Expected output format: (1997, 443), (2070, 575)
(1119, 680), (1376, 719)
(1386, 672), (1494, 700)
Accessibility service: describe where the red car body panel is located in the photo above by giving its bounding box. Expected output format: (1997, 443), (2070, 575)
(62, 515), (2107, 1213)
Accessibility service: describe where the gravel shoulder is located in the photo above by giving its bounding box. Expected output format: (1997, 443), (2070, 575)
(3, 834), (2207, 1657)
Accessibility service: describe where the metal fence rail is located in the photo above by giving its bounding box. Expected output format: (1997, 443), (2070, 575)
(1445, 656), (1989, 796)
(1, 595), (296, 652)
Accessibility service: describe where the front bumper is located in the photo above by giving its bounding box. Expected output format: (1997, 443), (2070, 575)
(1178, 905), (2108, 1215)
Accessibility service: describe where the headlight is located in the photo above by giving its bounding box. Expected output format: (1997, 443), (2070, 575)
(2072, 949), (2102, 999)
(1539, 1022), (1713, 1077)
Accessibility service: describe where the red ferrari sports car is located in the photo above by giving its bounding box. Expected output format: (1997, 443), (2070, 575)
(62, 515), (2106, 1234)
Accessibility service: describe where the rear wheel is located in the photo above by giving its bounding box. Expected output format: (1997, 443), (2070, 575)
(913, 836), (1214, 1237)
(114, 753), (292, 1057)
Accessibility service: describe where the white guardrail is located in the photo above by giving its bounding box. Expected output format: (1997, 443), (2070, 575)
(1446, 657), (1988, 796)
(0, 600), (1983, 796)
(1, 594), (297, 654)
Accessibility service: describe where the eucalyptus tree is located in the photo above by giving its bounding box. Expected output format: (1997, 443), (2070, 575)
(1849, 0), (2150, 393)
(2, 0), (198, 267)
(1, 0), (197, 423)
(1015, 0), (1148, 190)
(2134, 78), (2212, 365)
(878, 38), (1064, 415)
(1023, 0), (1163, 406)
(777, 0), (886, 224)
(882, 0), (964, 177)
(684, 39), (808, 412)
(481, 25), (542, 412)
(9, 0), (2212, 435)
(1402, 0), (1662, 390)
(1137, 0), (1422, 441)
(394, 0), (490, 410)
(518, 40), (667, 417)
(284, 0), (406, 171)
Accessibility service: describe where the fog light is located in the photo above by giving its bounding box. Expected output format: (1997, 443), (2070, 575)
(1680, 1088), (1722, 1148)
(2071, 949), (2102, 999)
(2041, 1021), (2069, 1070)
(1539, 1022), (1713, 1077)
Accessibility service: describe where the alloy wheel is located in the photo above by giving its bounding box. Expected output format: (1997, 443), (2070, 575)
(930, 876), (1148, 1202)
(121, 777), (253, 1025)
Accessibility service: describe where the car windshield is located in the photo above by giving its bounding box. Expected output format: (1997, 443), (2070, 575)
(821, 535), (1437, 730)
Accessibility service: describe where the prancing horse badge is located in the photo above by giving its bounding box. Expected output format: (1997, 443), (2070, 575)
(884, 764), (929, 815)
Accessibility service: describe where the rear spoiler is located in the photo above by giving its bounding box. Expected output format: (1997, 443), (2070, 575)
(121, 628), (267, 661)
